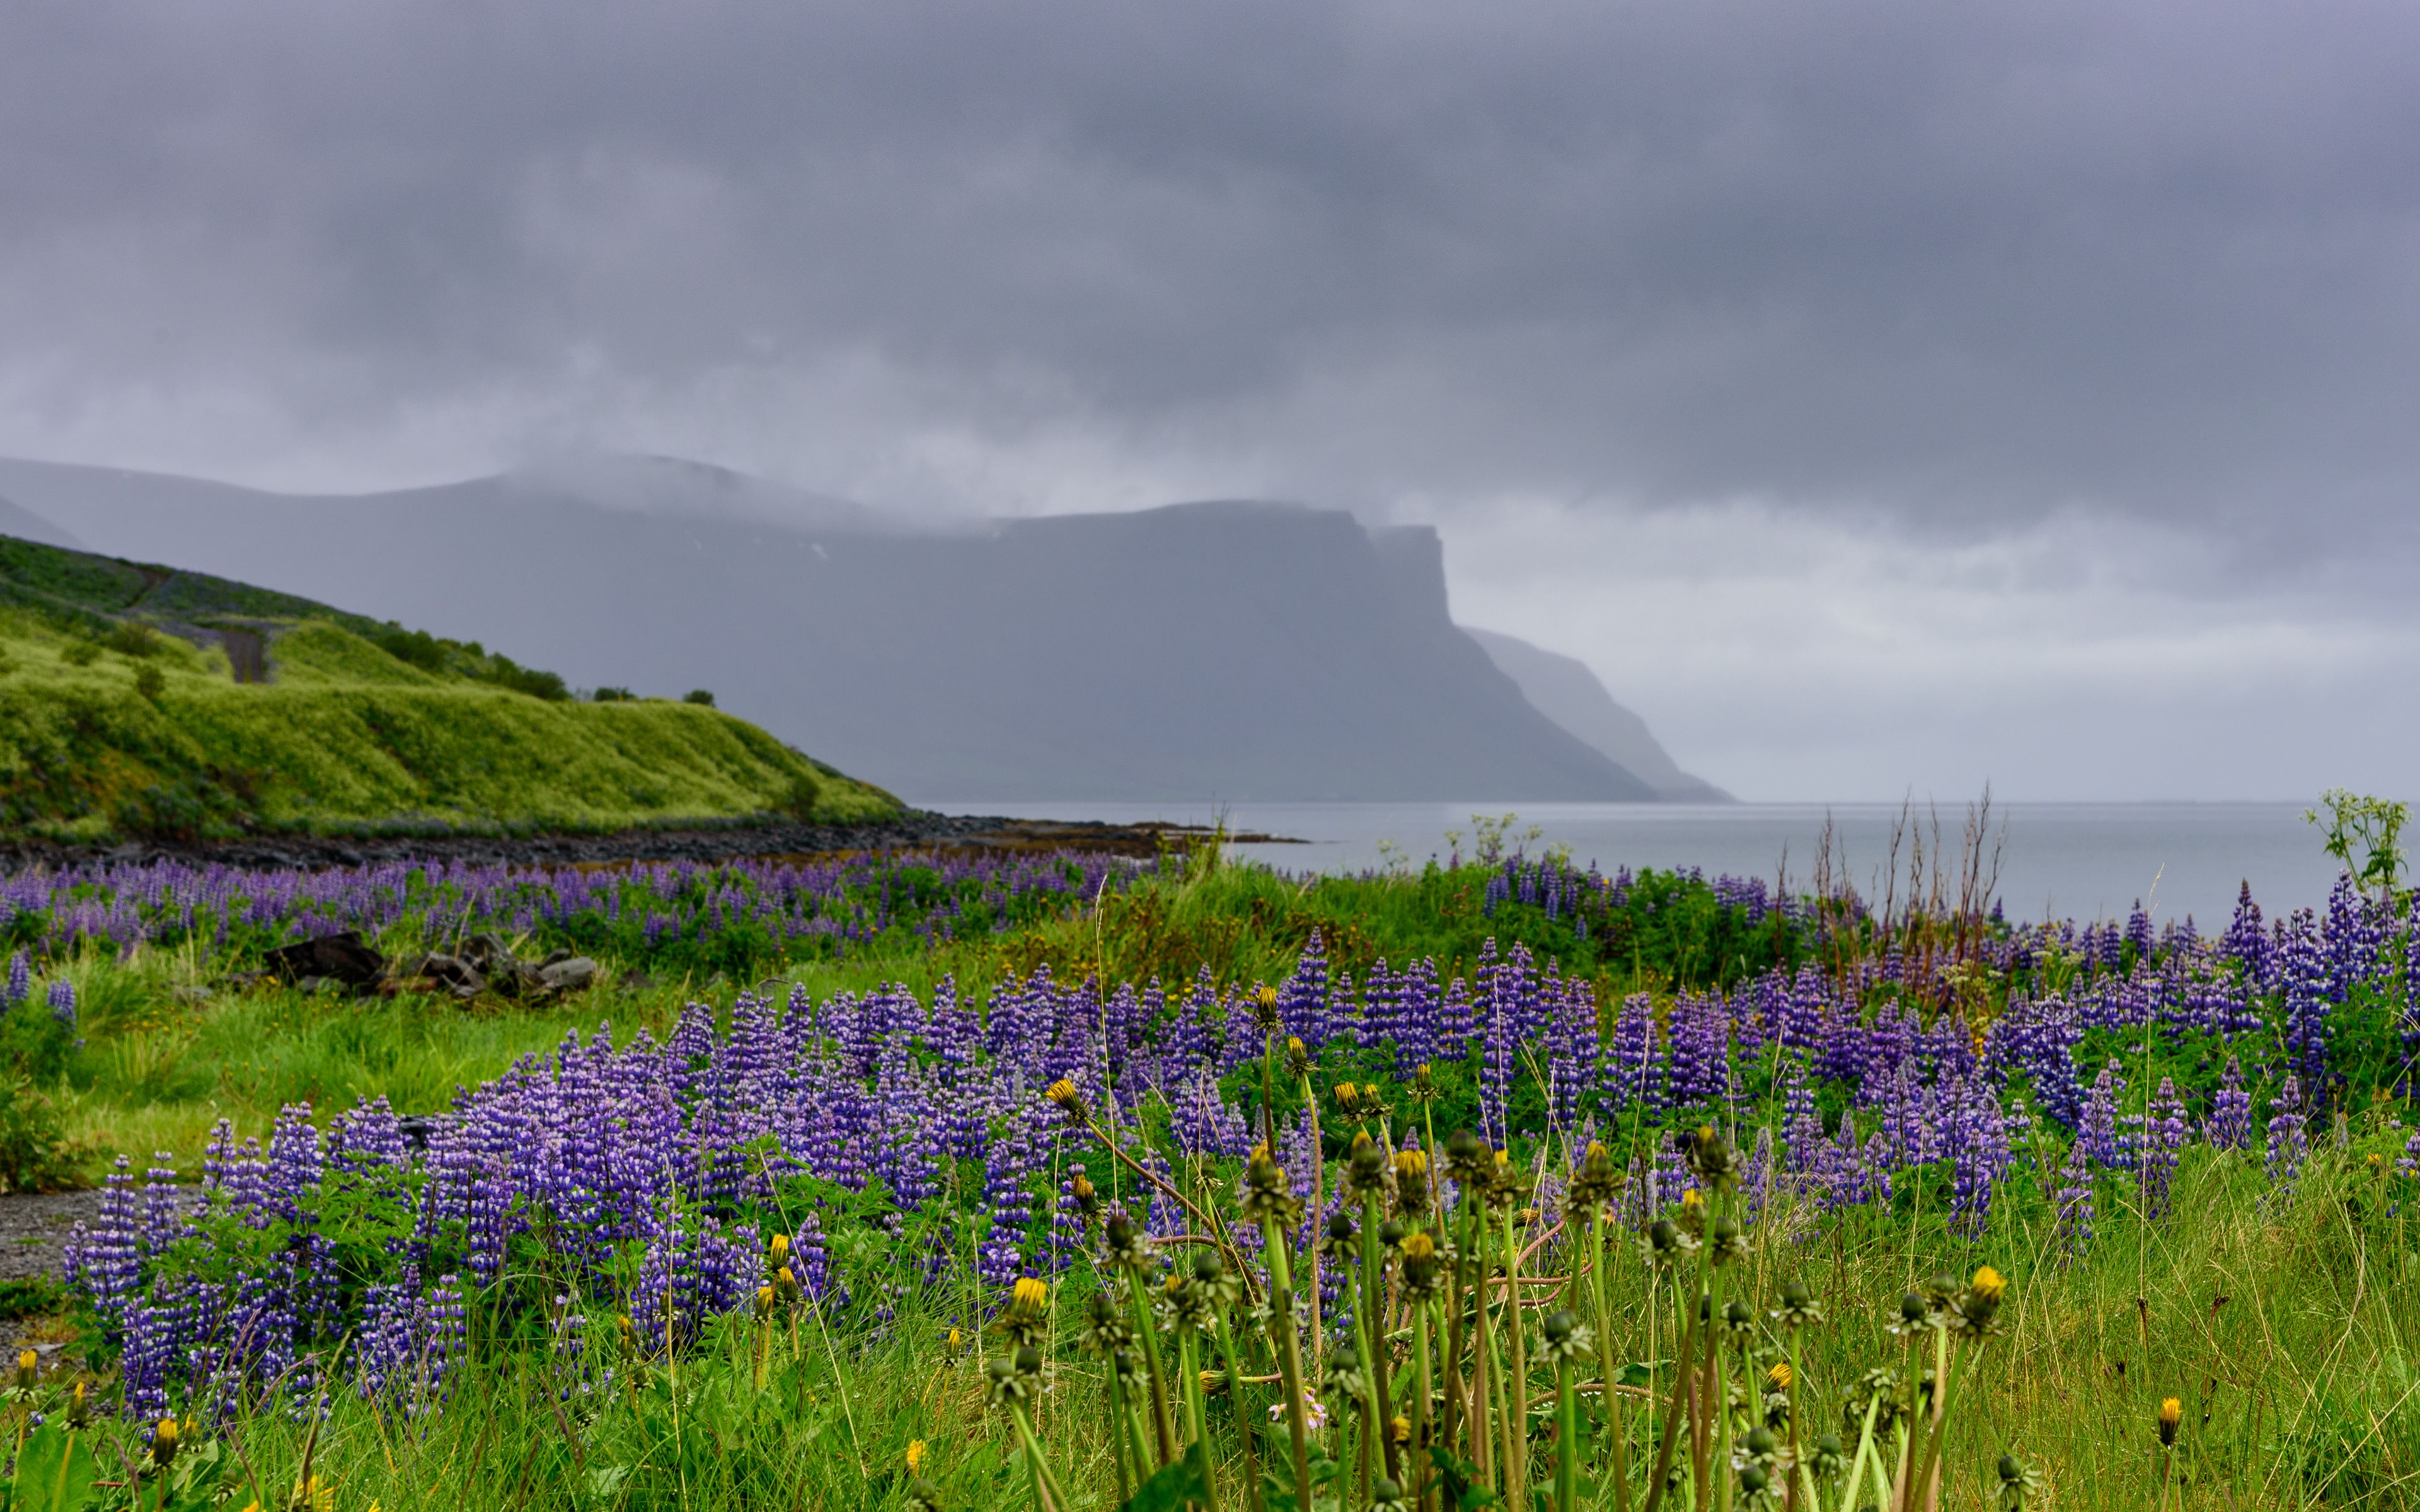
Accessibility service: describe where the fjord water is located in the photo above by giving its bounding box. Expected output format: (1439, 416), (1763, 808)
(930, 799), (2336, 925)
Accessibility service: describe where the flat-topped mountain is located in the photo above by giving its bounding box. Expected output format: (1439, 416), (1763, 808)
(0, 455), (1719, 803)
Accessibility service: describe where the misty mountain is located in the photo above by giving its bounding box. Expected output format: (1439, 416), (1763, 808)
(0, 455), (1690, 803)
(1465, 629), (1731, 803)
(0, 493), (79, 549)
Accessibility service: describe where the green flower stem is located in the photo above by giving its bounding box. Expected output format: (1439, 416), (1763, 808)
(1699, 1240), (1726, 1512)
(1107, 1366), (1135, 1505)
(1636, 1306), (1703, 1512)
(1301, 1072), (1327, 1365)
(1443, 1196), (1477, 1467)
(1260, 1217), (1319, 1512)
(1413, 1299), (1438, 1512)
(1908, 1343), (1976, 1512)
(1589, 1211), (1632, 1512)
(1214, 1315), (1265, 1512)
(1178, 1328), (1222, 1512)
(1555, 1353), (1579, 1512)
(1127, 1276), (1179, 1464)
(1502, 1205), (1533, 1512)
(1836, 1393), (1883, 1512)
(1366, 1191), (1403, 1483)
(1010, 1399), (1072, 1512)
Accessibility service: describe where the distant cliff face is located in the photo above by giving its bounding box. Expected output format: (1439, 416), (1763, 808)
(1465, 628), (1731, 803)
(0, 457), (1662, 802)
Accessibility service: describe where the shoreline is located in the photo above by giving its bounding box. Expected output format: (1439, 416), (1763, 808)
(0, 811), (1306, 873)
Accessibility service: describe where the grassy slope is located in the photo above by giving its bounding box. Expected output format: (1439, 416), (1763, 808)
(0, 536), (899, 839)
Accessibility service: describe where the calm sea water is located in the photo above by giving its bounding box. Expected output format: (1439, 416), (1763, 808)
(925, 800), (2339, 925)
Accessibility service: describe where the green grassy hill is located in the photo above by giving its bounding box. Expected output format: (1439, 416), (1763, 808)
(0, 534), (901, 840)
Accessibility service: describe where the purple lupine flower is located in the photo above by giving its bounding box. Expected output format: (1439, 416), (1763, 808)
(45, 978), (75, 1028)
(2207, 1056), (2252, 1150)
(2053, 1137), (2095, 1259)
(2124, 902), (2155, 965)
(2078, 1058), (2127, 1171)
(1601, 992), (1660, 1117)
(2406, 893), (2420, 1054)
(1279, 930), (1332, 1050)
(2279, 908), (2332, 1106)
(1944, 1070), (2010, 1234)
(2265, 1074), (2309, 1188)
(3, 950), (26, 1008)
(2321, 871), (2383, 1007)
(2140, 1078), (2187, 1218)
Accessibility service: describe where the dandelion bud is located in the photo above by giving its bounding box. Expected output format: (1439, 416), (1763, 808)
(1347, 1131), (1387, 1194)
(1044, 1079), (1088, 1124)
(1744, 1426), (1777, 1458)
(1722, 1299), (1756, 1337)
(1071, 1172), (1099, 1217)
(1542, 1309), (1576, 1345)
(1252, 984), (1282, 1029)
(1445, 1128), (1490, 1182)
(2158, 1396), (2181, 1446)
(776, 1265), (800, 1303)
(1012, 1277), (1049, 1315)
(1286, 1036), (1310, 1075)
(755, 1284), (776, 1318)
(1327, 1210), (1357, 1246)
(768, 1233), (790, 1265)
(67, 1380), (89, 1429)
(1412, 1063), (1435, 1101)
(1394, 1146), (1429, 1183)
(908, 1478), (944, 1512)
(1013, 1344), (1043, 1377)
(14, 1349), (33, 1390)
(1335, 1081), (1360, 1113)
(1998, 1455), (2023, 1485)
(1738, 1465), (1768, 1496)
(947, 1326), (965, 1355)
(1768, 1361), (1793, 1392)
(151, 1416), (180, 1469)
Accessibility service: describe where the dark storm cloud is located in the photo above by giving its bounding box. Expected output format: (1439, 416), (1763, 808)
(3, 0), (2417, 550)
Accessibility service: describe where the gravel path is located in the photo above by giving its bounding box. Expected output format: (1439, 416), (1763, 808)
(0, 1191), (101, 1357)
(0, 1189), (101, 1286)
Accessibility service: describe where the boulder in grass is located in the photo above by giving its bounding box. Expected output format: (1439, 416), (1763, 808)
(262, 930), (386, 989)
(536, 954), (598, 994)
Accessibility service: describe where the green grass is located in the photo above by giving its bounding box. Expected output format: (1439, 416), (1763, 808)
(11, 855), (2419, 1508)
(0, 534), (901, 839)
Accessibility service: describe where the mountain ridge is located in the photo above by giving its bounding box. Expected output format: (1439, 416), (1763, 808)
(0, 455), (1705, 804)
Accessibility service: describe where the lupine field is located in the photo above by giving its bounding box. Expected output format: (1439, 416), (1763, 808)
(2, 837), (2418, 1509)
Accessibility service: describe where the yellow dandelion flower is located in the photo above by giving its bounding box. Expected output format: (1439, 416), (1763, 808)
(1969, 1265), (2007, 1302)
(1012, 1276), (1050, 1314)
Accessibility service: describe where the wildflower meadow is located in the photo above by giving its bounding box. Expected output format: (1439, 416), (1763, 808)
(2, 832), (2417, 1509)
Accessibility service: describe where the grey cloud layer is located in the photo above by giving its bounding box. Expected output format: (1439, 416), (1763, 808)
(4, 0), (2419, 544)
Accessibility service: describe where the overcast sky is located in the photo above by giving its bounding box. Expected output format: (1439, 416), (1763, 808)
(4, 0), (2416, 801)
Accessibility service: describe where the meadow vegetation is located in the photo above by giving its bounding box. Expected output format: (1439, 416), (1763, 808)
(0, 822), (2417, 1508)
